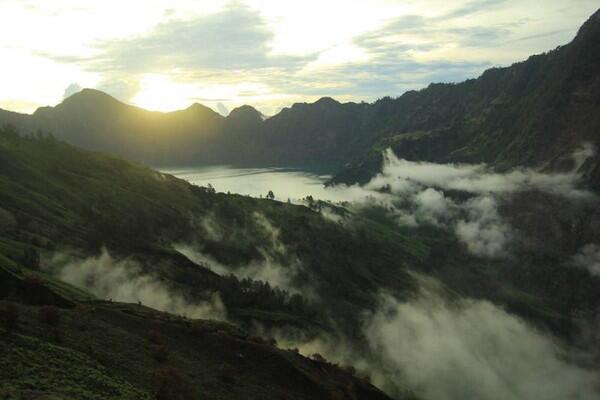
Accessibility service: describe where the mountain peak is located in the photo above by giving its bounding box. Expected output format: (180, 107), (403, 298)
(574, 8), (600, 42)
(66, 88), (118, 102)
(227, 105), (264, 124)
(56, 88), (123, 110)
(31, 88), (124, 117)
(186, 102), (216, 114)
(315, 97), (340, 106)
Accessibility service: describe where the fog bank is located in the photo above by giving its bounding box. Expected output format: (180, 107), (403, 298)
(363, 288), (599, 400)
(47, 249), (226, 320)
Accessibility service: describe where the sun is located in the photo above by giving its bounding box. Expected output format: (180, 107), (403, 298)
(130, 74), (197, 112)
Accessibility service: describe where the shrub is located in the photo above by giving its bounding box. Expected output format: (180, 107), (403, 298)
(343, 365), (356, 376)
(147, 329), (162, 344)
(344, 382), (356, 398)
(216, 329), (227, 337)
(21, 248), (40, 270)
(39, 305), (60, 326)
(190, 324), (205, 337)
(76, 304), (92, 331)
(329, 390), (345, 400)
(246, 335), (265, 344)
(153, 345), (170, 364)
(76, 304), (91, 313)
(311, 353), (326, 363)
(0, 303), (19, 333)
(23, 277), (53, 304)
(153, 367), (193, 400)
(49, 327), (62, 343)
(218, 366), (238, 384)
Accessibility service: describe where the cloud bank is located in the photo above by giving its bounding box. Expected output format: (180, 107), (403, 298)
(322, 145), (595, 257)
(47, 249), (226, 320)
(570, 243), (600, 277)
(363, 288), (599, 400)
(63, 83), (82, 99)
(92, 2), (312, 74)
(177, 212), (312, 297)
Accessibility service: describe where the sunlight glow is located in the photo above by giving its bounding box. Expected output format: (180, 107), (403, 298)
(0, 0), (597, 113)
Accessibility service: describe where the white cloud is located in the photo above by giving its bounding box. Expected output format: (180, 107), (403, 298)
(176, 212), (313, 297)
(47, 248), (226, 320)
(414, 188), (452, 225)
(454, 196), (512, 257)
(570, 244), (600, 277)
(363, 289), (600, 400)
(216, 102), (229, 116)
(322, 144), (594, 257)
(0, 1), (598, 113)
(376, 147), (592, 198)
(62, 82), (82, 99)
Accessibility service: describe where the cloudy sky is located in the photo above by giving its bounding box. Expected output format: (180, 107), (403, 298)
(0, 0), (597, 116)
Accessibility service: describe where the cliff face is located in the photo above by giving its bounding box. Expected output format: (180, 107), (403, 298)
(331, 8), (600, 185)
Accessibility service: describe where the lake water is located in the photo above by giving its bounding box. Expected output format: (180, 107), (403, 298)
(162, 165), (339, 202)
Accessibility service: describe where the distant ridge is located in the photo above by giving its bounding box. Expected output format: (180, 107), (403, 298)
(1, 9), (599, 187)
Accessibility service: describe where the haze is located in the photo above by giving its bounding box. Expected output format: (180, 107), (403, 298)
(1, 0), (597, 115)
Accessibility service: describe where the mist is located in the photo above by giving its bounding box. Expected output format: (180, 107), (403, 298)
(570, 243), (600, 277)
(362, 286), (599, 400)
(315, 145), (596, 258)
(368, 148), (592, 198)
(177, 212), (313, 297)
(266, 276), (600, 400)
(168, 146), (600, 400)
(46, 249), (226, 320)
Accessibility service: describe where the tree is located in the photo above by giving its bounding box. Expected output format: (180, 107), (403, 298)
(153, 367), (193, 400)
(266, 190), (275, 200)
(39, 305), (60, 326)
(0, 124), (19, 139)
(22, 248), (40, 270)
(0, 303), (19, 333)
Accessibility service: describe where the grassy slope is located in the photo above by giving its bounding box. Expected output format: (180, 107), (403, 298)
(0, 293), (392, 400)
(330, 9), (600, 186)
(0, 131), (426, 322)
(0, 129), (421, 398)
(2, 127), (596, 398)
(0, 129), (591, 337)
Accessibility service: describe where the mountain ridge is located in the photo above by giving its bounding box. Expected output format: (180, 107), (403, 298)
(1, 9), (599, 182)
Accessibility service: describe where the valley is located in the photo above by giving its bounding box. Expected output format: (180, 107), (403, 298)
(1, 5), (600, 400)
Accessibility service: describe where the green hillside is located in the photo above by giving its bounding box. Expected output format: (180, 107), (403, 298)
(0, 127), (411, 399)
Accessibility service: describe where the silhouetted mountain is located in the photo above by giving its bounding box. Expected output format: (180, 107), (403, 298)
(330, 8), (600, 186)
(3, 89), (226, 165)
(1, 10), (599, 184)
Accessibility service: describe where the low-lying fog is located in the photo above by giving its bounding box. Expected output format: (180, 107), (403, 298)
(52, 146), (599, 400)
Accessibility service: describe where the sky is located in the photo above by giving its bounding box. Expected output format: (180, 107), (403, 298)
(0, 0), (597, 116)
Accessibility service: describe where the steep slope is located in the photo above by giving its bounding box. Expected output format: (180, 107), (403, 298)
(0, 125), (427, 349)
(21, 89), (226, 165)
(0, 127), (415, 399)
(3, 126), (600, 398)
(331, 8), (600, 185)
(2, 10), (598, 182)
(0, 280), (392, 400)
(221, 7), (600, 179)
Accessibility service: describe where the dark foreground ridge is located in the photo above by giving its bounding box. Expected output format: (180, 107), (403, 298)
(0, 126), (414, 399)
